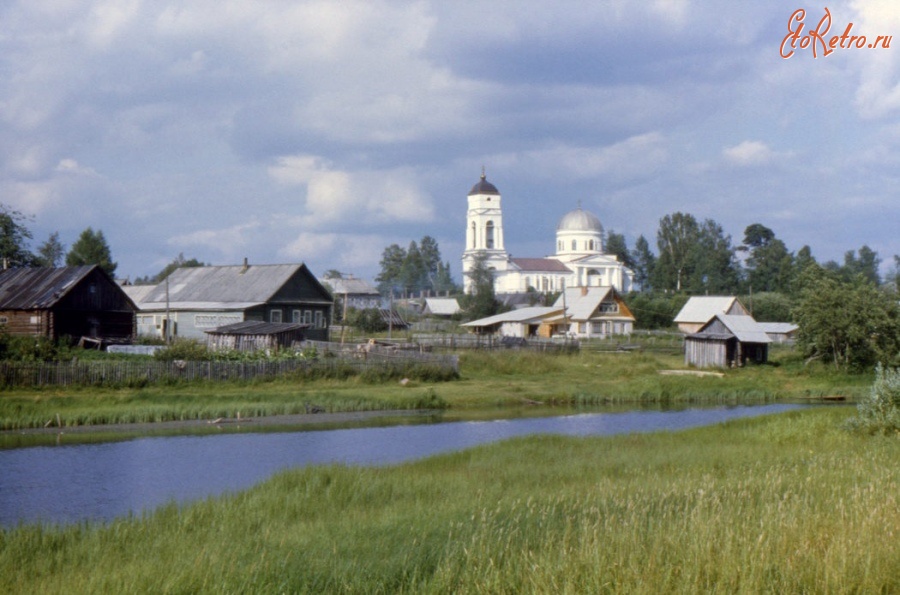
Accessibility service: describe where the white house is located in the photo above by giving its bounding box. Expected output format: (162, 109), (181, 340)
(460, 172), (634, 296)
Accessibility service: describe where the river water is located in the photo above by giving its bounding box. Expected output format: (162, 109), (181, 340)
(0, 404), (803, 528)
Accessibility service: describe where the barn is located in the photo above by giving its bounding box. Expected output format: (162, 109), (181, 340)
(0, 266), (136, 344)
(684, 313), (772, 368)
(204, 321), (308, 352)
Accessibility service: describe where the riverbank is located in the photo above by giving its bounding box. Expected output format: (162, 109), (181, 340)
(2, 406), (897, 593)
(0, 349), (871, 431)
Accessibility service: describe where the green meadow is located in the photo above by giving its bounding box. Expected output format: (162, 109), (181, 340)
(1, 406), (897, 593)
(0, 347), (871, 431)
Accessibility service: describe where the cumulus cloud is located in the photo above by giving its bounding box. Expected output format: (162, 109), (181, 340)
(268, 156), (434, 225)
(722, 141), (778, 166)
(279, 232), (386, 270)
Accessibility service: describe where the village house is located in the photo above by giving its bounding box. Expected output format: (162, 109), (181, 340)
(463, 286), (634, 340)
(324, 275), (381, 310)
(0, 266), (136, 343)
(673, 296), (750, 334)
(684, 313), (772, 368)
(128, 261), (333, 341)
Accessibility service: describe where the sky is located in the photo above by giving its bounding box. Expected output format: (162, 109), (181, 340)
(1, 0), (899, 284)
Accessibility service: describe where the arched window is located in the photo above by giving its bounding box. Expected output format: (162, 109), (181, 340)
(486, 221), (495, 249)
(589, 240), (594, 251)
(471, 222), (476, 248)
(571, 239), (577, 251)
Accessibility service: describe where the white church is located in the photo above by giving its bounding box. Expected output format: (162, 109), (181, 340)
(461, 171), (634, 296)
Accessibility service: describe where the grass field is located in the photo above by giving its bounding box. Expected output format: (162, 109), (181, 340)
(0, 347), (871, 431)
(1, 406), (897, 593)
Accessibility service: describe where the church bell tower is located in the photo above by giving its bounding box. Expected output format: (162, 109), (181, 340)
(462, 169), (509, 293)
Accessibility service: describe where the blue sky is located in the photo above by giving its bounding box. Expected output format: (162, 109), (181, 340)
(1, 1), (898, 283)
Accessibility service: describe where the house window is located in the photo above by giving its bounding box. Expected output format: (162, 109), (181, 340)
(0, 316), (7, 325)
(292, 310), (301, 323)
(314, 311), (324, 328)
(600, 302), (618, 313)
(270, 310), (283, 323)
(303, 310), (312, 324)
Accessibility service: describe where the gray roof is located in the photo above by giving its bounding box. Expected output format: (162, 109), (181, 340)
(511, 258), (572, 273)
(327, 277), (379, 296)
(691, 314), (772, 344)
(757, 322), (798, 335)
(0, 266), (99, 309)
(674, 296), (744, 323)
(552, 286), (615, 321)
(462, 306), (563, 327)
(122, 284), (156, 306)
(139, 263), (330, 311)
(424, 297), (460, 316)
(556, 207), (603, 233)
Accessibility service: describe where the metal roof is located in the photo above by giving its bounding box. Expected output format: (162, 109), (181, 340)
(674, 296), (743, 323)
(556, 207), (603, 233)
(510, 258), (572, 272)
(468, 173), (500, 196)
(143, 264), (309, 304)
(690, 314), (772, 344)
(757, 322), (798, 335)
(327, 277), (379, 296)
(0, 266), (98, 309)
(551, 286), (615, 321)
(424, 297), (460, 316)
(462, 306), (563, 327)
(121, 284), (156, 306)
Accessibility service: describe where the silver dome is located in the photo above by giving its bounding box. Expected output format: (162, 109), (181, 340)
(556, 208), (603, 232)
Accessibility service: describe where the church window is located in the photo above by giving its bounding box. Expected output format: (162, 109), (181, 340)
(571, 240), (577, 250)
(486, 221), (495, 249)
(589, 240), (594, 251)
(471, 222), (476, 248)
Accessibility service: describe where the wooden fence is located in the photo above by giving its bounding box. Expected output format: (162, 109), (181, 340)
(410, 334), (580, 353)
(0, 351), (459, 389)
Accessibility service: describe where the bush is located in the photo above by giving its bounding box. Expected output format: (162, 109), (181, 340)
(153, 339), (212, 361)
(846, 364), (900, 434)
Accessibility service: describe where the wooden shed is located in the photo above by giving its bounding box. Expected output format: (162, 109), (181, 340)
(0, 266), (136, 343)
(204, 321), (308, 352)
(684, 314), (771, 368)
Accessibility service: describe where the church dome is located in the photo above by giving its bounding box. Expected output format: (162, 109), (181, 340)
(468, 173), (500, 196)
(556, 207), (603, 233)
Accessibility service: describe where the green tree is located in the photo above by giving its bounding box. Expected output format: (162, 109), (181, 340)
(842, 245), (881, 285)
(432, 261), (457, 294)
(376, 244), (406, 295)
(134, 253), (206, 285)
(654, 212), (700, 292)
(740, 223), (794, 293)
(794, 270), (900, 372)
(0, 204), (36, 267)
(35, 231), (66, 268)
(460, 253), (502, 320)
(687, 218), (740, 294)
(630, 235), (656, 292)
(605, 230), (634, 269)
(399, 241), (424, 295)
(66, 227), (117, 276)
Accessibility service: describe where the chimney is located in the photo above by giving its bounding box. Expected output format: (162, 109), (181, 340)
(241, 257), (249, 273)
(581, 286), (588, 296)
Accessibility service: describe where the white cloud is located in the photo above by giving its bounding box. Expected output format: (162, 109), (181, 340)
(279, 232), (386, 270)
(168, 221), (262, 259)
(722, 141), (777, 166)
(268, 156), (434, 225)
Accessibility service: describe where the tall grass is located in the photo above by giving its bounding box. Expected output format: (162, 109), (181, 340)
(1, 407), (897, 593)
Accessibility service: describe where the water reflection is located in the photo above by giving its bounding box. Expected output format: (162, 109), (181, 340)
(0, 404), (804, 528)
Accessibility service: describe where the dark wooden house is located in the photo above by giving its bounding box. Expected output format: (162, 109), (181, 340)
(205, 321), (308, 352)
(684, 313), (771, 369)
(0, 266), (136, 343)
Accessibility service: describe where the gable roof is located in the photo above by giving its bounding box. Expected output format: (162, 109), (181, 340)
(424, 297), (460, 316)
(757, 322), (798, 335)
(0, 266), (104, 309)
(140, 263), (330, 310)
(204, 321), (309, 336)
(462, 306), (563, 328)
(326, 277), (379, 296)
(691, 313), (772, 344)
(674, 296), (747, 323)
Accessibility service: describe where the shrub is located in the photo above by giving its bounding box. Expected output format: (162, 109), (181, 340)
(153, 339), (212, 361)
(846, 364), (900, 434)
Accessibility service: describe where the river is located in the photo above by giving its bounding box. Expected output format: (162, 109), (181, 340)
(0, 404), (804, 528)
